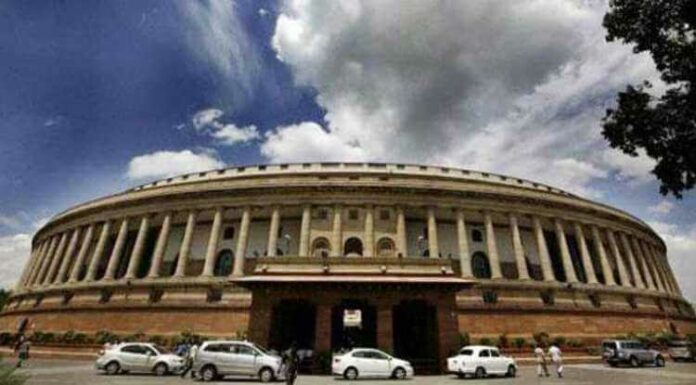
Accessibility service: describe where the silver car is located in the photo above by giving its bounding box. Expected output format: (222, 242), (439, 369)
(95, 342), (184, 375)
(602, 339), (666, 367)
(193, 340), (283, 382)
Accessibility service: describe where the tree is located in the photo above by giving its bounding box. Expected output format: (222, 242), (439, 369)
(602, 0), (696, 198)
(0, 289), (9, 311)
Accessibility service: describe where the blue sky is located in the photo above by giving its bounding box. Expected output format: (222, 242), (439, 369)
(1, 0), (694, 301)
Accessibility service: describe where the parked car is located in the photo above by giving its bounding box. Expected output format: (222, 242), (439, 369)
(668, 339), (695, 362)
(193, 340), (282, 382)
(602, 340), (666, 367)
(95, 342), (184, 376)
(332, 348), (413, 380)
(446, 345), (517, 379)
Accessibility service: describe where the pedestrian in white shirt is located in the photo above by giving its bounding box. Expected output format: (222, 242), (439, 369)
(548, 344), (563, 378)
(533, 344), (549, 377)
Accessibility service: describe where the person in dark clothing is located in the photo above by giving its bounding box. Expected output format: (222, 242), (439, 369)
(282, 343), (300, 385)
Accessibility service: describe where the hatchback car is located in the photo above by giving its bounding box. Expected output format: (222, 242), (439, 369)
(332, 348), (413, 380)
(447, 345), (517, 379)
(668, 339), (695, 362)
(193, 340), (282, 382)
(95, 342), (184, 375)
(602, 340), (665, 367)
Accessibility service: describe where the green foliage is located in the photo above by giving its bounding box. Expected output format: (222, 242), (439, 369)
(0, 289), (10, 311)
(459, 332), (470, 347)
(478, 337), (493, 346)
(0, 357), (29, 385)
(512, 337), (526, 349)
(0, 333), (14, 346)
(552, 336), (567, 347)
(497, 333), (509, 348)
(315, 351), (333, 374)
(656, 331), (676, 347)
(567, 339), (584, 348)
(533, 332), (549, 345)
(95, 330), (117, 345)
(147, 335), (168, 346)
(602, 0), (696, 198)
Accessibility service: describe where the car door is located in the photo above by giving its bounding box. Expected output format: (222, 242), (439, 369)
(234, 344), (258, 375)
(119, 345), (145, 371)
(478, 349), (491, 372)
(351, 351), (370, 376)
(489, 348), (505, 373)
(366, 350), (391, 378)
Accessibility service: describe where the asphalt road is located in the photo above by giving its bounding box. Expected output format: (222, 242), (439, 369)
(5, 359), (696, 385)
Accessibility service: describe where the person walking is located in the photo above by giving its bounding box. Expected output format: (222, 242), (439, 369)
(548, 343), (563, 378)
(14, 335), (30, 368)
(534, 344), (549, 377)
(180, 341), (198, 379)
(282, 343), (300, 385)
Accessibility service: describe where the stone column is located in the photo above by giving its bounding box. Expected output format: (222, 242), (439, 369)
(654, 246), (678, 294)
(104, 218), (129, 280)
(364, 205), (375, 257)
(298, 205), (311, 257)
(649, 244), (673, 293)
(18, 243), (41, 288)
(533, 216), (555, 282)
(632, 236), (655, 290)
(554, 218), (578, 283)
(69, 224), (95, 283)
(574, 223), (598, 284)
(591, 225), (616, 286)
(202, 207), (224, 276)
(33, 236), (58, 285)
(483, 211), (502, 279)
(396, 206), (407, 257)
(44, 232), (68, 285)
(426, 207), (440, 258)
(620, 232), (644, 288)
(640, 240), (665, 292)
(86, 221), (112, 282)
(657, 247), (681, 295)
(232, 206), (251, 277)
(509, 214), (529, 280)
(331, 204), (343, 257)
(148, 213), (172, 278)
(266, 206), (280, 257)
(456, 209), (472, 278)
(607, 230), (630, 287)
(23, 240), (46, 287)
(56, 228), (81, 284)
(125, 215), (150, 279)
(174, 211), (197, 278)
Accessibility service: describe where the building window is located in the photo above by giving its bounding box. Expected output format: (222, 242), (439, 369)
(223, 226), (235, 240)
(588, 293), (601, 308)
(377, 237), (395, 257)
(471, 252), (492, 279)
(207, 288), (223, 303)
(344, 237), (363, 256)
(482, 291), (498, 304)
(379, 209), (391, 220)
(540, 290), (555, 306)
(311, 237), (331, 258)
(471, 229), (483, 243)
(348, 209), (359, 221)
(214, 249), (234, 276)
(313, 208), (329, 220)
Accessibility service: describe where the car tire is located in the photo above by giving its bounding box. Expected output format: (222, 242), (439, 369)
(344, 367), (359, 380)
(105, 361), (120, 375)
(474, 367), (486, 379)
(655, 356), (665, 367)
(200, 365), (218, 382)
(154, 363), (168, 376)
(506, 365), (516, 377)
(259, 367), (274, 383)
(392, 367), (406, 380)
(630, 356), (640, 368)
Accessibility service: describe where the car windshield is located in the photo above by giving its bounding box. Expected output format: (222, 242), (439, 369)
(252, 343), (270, 355)
(152, 345), (170, 354)
(458, 349), (474, 356)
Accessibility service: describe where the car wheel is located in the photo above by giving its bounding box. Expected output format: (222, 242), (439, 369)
(655, 356), (665, 367)
(154, 363), (168, 376)
(105, 361), (120, 375)
(200, 365), (217, 382)
(474, 367), (486, 379)
(506, 365), (516, 377)
(344, 367), (359, 380)
(630, 356), (640, 368)
(392, 367), (406, 380)
(259, 367), (274, 383)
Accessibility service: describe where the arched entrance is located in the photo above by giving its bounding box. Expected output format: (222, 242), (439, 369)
(343, 237), (363, 256)
(471, 252), (492, 279)
(269, 300), (316, 351)
(376, 237), (395, 257)
(311, 237), (330, 258)
(214, 249), (234, 276)
(331, 299), (376, 351)
(393, 300), (439, 373)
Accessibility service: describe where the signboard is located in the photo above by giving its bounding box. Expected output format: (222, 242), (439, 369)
(343, 309), (362, 328)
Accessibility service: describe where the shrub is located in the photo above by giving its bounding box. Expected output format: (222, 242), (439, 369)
(656, 331), (675, 347)
(95, 330), (117, 345)
(0, 332), (14, 346)
(533, 332), (549, 345)
(60, 330), (76, 344)
(479, 337), (493, 346)
(498, 333), (509, 348)
(567, 339), (584, 348)
(552, 336), (567, 347)
(72, 333), (89, 345)
(512, 337), (526, 349)
(459, 332), (470, 347)
(148, 335), (168, 346)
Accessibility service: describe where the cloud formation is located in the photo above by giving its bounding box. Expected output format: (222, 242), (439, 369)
(648, 200), (676, 215)
(126, 149), (224, 180)
(0, 233), (31, 290)
(265, 0), (660, 196)
(192, 108), (260, 145)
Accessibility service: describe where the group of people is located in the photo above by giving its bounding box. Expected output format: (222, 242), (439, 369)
(173, 341), (199, 379)
(534, 343), (564, 378)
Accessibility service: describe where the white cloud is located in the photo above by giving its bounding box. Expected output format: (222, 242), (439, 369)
(126, 149), (224, 180)
(601, 149), (655, 185)
(0, 233), (31, 289)
(259, 8), (269, 17)
(192, 108), (259, 145)
(647, 221), (696, 303)
(267, 0), (661, 197)
(647, 200), (676, 215)
(0, 215), (22, 231)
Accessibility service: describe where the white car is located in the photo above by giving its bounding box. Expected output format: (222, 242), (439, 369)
(332, 348), (414, 380)
(447, 345), (517, 379)
(95, 342), (184, 376)
(193, 340), (283, 382)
